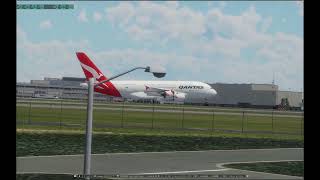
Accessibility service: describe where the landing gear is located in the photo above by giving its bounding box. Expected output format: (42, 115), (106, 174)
(204, 98), (209, 106)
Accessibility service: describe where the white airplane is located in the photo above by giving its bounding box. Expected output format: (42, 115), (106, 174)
(76, 52), (217, 103)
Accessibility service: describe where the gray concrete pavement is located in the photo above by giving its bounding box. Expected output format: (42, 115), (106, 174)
(17, 148), (303, 179)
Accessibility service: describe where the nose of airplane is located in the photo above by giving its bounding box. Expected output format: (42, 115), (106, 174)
(210, 89), (217, 96)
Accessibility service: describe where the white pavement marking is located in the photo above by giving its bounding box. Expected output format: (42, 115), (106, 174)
(133, 169), (230, 175)
(216, 159), (304, 168)
(216, 160), (304, 179)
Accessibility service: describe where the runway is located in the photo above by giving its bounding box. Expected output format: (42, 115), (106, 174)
(17, 148), (303, 179)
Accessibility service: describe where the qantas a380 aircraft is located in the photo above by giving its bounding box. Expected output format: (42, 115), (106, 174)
(76, 52), (217, 103)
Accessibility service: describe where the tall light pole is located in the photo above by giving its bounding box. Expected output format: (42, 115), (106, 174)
(83, 66), (166, 180)
(84, 78), (94, 179)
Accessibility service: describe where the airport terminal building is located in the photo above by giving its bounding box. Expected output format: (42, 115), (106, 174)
(209, 83), (303, 109)
(16, 77), (112, 101)
(16, 77), (303, 110)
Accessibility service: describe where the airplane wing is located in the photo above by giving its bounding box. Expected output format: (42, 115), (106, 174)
(130, 92), (158, 99)
(130, 85), (186, 100)
(145, 86), (168, 93)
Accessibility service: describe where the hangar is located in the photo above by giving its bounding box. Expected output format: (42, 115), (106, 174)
(208, 83), (302, 110)
(16, 77), (112, 101)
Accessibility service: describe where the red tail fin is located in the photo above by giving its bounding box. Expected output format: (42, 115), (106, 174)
(76, 52), (107, 81)
(76, 52), (122, 97)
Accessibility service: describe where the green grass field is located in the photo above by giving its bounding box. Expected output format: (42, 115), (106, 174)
(16, 130), (303, 157)
(16, 174), (75, 180)
(16, 102), (304, 139)
(16, 99), (304, 115)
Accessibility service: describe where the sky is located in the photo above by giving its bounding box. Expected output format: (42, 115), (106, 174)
(17, 1), (304, 91)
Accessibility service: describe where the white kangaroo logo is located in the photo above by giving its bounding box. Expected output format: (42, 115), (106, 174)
(80, 62), (109, 88)
(80, 62), (100, 79)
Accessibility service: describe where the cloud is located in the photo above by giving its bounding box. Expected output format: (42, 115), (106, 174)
(93, 12), (102, 22)
(104, 2), (303, 90)
(107, 1), (206, 42)
(17, 2), (303, 91)
(17, 25), (212, 82)
(89, 49), (210, 81)
(17, 25), (303, 90)
(106, 2), (135, 28)
(39, 20), (52, 29)
(78, 9), (88, 22)
(219, 1), (227, 8)
(17, 26), (90, 82)
(107, 3), (263, 45)
(261, 17), (272, 33)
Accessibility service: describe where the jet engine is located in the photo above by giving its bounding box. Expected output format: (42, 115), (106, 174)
(161, 90), (186, 101)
